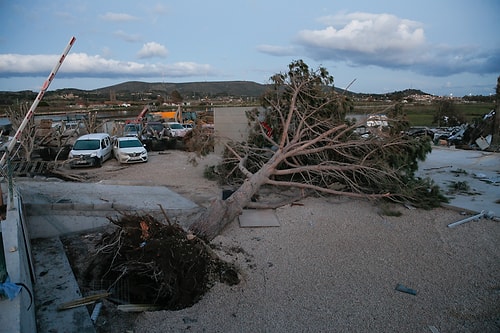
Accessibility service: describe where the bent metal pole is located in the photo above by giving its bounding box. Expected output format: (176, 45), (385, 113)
(0, 36), (76, 167)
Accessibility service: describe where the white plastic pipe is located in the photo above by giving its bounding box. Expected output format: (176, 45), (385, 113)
(447, 210), (495, 228)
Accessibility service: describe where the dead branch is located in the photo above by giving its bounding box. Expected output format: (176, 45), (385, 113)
(244, 191), (306, 209)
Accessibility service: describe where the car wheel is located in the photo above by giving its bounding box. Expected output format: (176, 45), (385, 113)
(95, 157), (102, 167)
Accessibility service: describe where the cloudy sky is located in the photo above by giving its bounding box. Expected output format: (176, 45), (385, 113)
(0, 0), (499, 96)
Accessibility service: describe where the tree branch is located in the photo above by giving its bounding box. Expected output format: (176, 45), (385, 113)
(265, 178), (390, 199)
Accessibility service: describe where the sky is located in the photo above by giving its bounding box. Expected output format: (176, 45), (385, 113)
(0, 0), (499, 97)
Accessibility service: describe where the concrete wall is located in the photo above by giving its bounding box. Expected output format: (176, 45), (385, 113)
(0, 188), (37, 333)
(214, 106), (262, 154)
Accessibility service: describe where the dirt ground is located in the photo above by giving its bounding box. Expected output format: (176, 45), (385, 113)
(59, 149), (500, 333)
(61, 149), (223, 208)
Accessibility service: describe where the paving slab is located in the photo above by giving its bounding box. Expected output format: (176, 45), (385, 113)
(15, 180), (198, 211)
(239, 209), (280, 227)
(14, 180), (203, 238)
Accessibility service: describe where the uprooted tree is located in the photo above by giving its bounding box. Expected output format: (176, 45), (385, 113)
(189, 60), (445, 241)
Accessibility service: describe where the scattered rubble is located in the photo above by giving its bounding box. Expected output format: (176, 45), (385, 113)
(427, 109), (497, 150)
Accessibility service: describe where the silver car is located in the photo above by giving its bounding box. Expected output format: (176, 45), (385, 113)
(166, 122), (189, 138)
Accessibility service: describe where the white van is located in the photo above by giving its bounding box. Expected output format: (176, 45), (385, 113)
(68, 133), (113, 168)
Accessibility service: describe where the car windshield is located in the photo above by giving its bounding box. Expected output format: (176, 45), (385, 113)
(169, 123), (184, 129)
(73, 139), (100, 150)
(124, 124), (140, 132)
(148, 124), (164, 131)
(119, 139), (142, 148)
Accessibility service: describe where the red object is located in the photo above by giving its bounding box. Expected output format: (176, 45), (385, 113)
(261, 121), (272, 137)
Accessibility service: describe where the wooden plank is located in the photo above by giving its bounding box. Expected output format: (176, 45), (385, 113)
(117, 304), (162, 312)
(57, 292), (111, 311)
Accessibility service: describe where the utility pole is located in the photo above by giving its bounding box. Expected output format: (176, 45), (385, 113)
(491, 76), (500, 150)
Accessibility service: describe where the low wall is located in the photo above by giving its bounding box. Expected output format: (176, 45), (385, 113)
(0, 188), (37, 333)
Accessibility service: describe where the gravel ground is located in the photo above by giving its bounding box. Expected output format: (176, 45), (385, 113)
(70, 149), (500, 333)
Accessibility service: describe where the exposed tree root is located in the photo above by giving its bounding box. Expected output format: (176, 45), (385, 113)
(83, 212), (239, 310)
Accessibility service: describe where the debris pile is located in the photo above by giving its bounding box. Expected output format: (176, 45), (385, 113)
(82, 213), (239, 310)
(432, 109), (497, 150)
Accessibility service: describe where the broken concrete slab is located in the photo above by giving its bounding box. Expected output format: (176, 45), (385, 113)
(15, 180), (198, 211)
(14, 180), (203, 238)
(416, 146), (499, 214)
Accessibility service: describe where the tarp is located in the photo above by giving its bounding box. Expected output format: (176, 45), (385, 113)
(0, 276), (21, 300)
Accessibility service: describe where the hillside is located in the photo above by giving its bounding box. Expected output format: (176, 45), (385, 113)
(65, 82), (432, 100)
(87, 81), (431, 100)
(0, 81), (437, 112)
(91, 80), (269, 98)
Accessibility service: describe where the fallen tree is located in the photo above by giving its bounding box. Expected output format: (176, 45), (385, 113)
(189, 60), (445, 241)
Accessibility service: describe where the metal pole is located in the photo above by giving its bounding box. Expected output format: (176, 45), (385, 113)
(0, 36), (76, 167)
(447, 211), (485, 228)
(447, 210), (495, 228)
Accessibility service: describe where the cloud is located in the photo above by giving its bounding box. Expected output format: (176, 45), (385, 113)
(256, 44), (297, 56)
(306, 12), (426, 54)
(100, 12), (138, 22)
(137, 42), (168, 59)
(0, 53), (214, 79)
(113, 30), (142, 43)
(408, 45), (500, 77)
(268, 11), (500, 77)
(296, 12), (425, 64)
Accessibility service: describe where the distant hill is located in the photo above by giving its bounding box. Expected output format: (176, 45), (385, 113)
(90, 80), (270, 98)
(86, 81), (432, 100)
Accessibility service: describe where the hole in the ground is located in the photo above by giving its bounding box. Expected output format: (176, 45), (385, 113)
(63, 213), (239, 311)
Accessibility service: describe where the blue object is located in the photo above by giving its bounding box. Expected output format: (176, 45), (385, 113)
(0, 276), (22, 300)
(395, 283), (417, 295)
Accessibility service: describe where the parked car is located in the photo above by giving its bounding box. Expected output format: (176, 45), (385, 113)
(113, 136), (148, 164)
(165, 122), (189, 138)
(68, 133), (113, 168)
(406, 127), (435, 139)
(140, 121), (168, 142)
(123, 123), (142, 137)
(140, 121), (175, 151)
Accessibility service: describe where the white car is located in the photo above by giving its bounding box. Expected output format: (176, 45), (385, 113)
(68, 133), (113, 168)
(113, 136), (148, 164)
(166, 122), (189, 138)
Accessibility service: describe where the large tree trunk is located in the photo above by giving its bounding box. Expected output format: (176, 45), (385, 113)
(189, 162), (273, 241)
